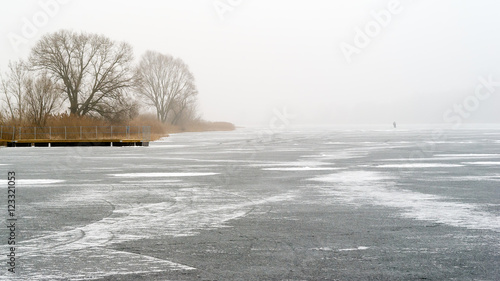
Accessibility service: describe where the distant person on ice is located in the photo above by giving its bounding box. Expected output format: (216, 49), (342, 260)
(393, 122), (396, 128)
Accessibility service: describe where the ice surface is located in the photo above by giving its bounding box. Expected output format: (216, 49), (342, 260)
(1, 127), (499, 280)
(0, 179), (65, 185)
(11, 182), (296, 280)
(250, 161), (330, 167)
(263, 167), (340, 171)
(462, 162), (500, 165)
(434, 154), (500, 158)
(310, 170), (500, 232)
(381, 153), (500, 162)
(376, 163), (464, 168)
(338, 246), (370, 251)
(109, 172), (219, 178)
(312, 170), (393, 183)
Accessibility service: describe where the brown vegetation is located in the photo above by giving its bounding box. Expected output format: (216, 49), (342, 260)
(2, 113), (234, 141)
(169, 120), (236, 133)
(1, 29), (235, 142)
(128, 114), (236, 139)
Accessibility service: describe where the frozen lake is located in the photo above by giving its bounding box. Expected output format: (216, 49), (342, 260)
(1, 126), (499, 280)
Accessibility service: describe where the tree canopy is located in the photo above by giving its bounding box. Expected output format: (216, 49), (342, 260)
(1, 29), (200, 127)
(135, 51), (198, 124)
(29, 30), (135, 118)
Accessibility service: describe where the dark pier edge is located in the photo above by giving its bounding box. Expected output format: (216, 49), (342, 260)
(2, 140), (149, 147)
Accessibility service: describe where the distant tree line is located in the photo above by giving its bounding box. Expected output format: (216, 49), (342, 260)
(0, 30), (198, 127)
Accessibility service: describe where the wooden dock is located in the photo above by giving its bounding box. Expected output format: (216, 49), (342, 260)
(0, 125), (151, 147)
(1, 139), (149, 147)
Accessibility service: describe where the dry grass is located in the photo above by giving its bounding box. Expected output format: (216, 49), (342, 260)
(127, 115), (236, 139)
(45, 114), (109, 127)
(128, 114), (169, 141)
(173, 120), (236, 133)
(44, 114), (170, 141)
(1, 113), (235, 142)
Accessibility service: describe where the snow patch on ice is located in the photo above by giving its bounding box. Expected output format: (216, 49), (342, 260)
(0, 179), (65, 185)
(312, 171), (392, 183)
(435, 154), (500, 158)
(311, 247), (333, 251)
(13, 248), (194, 281)
(420, 175), (500, 182)
(263, 167), (340, 171)
(251, 161), (340, 172)
(300, 152), (364, 160)
(150, 144), (191, 148)
(462, 162), (500, 165)
(20, 188), (297, 253)
(120, 180), (183, 183)
(109, 172), (219, 178)
(250, 161), (330, 167)
(310, 170), (500, 232)
(376, 163), (463, 168)
(381, 154), (500, 162)
(16, 187), (297, 280)
(339, 246), (370, 251)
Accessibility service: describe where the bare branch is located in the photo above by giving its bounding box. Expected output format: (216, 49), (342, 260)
(135, 51), (198, 124)
(29, 30), (134, 120)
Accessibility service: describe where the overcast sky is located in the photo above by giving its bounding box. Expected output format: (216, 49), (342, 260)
(1, 0), (500, 126)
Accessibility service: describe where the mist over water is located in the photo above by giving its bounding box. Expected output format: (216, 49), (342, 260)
(2, 1), (500, 125)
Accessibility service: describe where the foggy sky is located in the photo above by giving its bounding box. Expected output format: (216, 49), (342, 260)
(1, 0), (500, 126)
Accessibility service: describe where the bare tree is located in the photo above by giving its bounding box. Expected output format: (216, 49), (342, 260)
(1, 61), (62, 126)
(0, 99), (6, 124)
(29, 30), (135, 119)
(0, 60), (27, 124)
(135, 51), (198, 124)
(24, 74), (62, 127)
(93, 92), (139, 123)
(170, 92), (198, 126)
